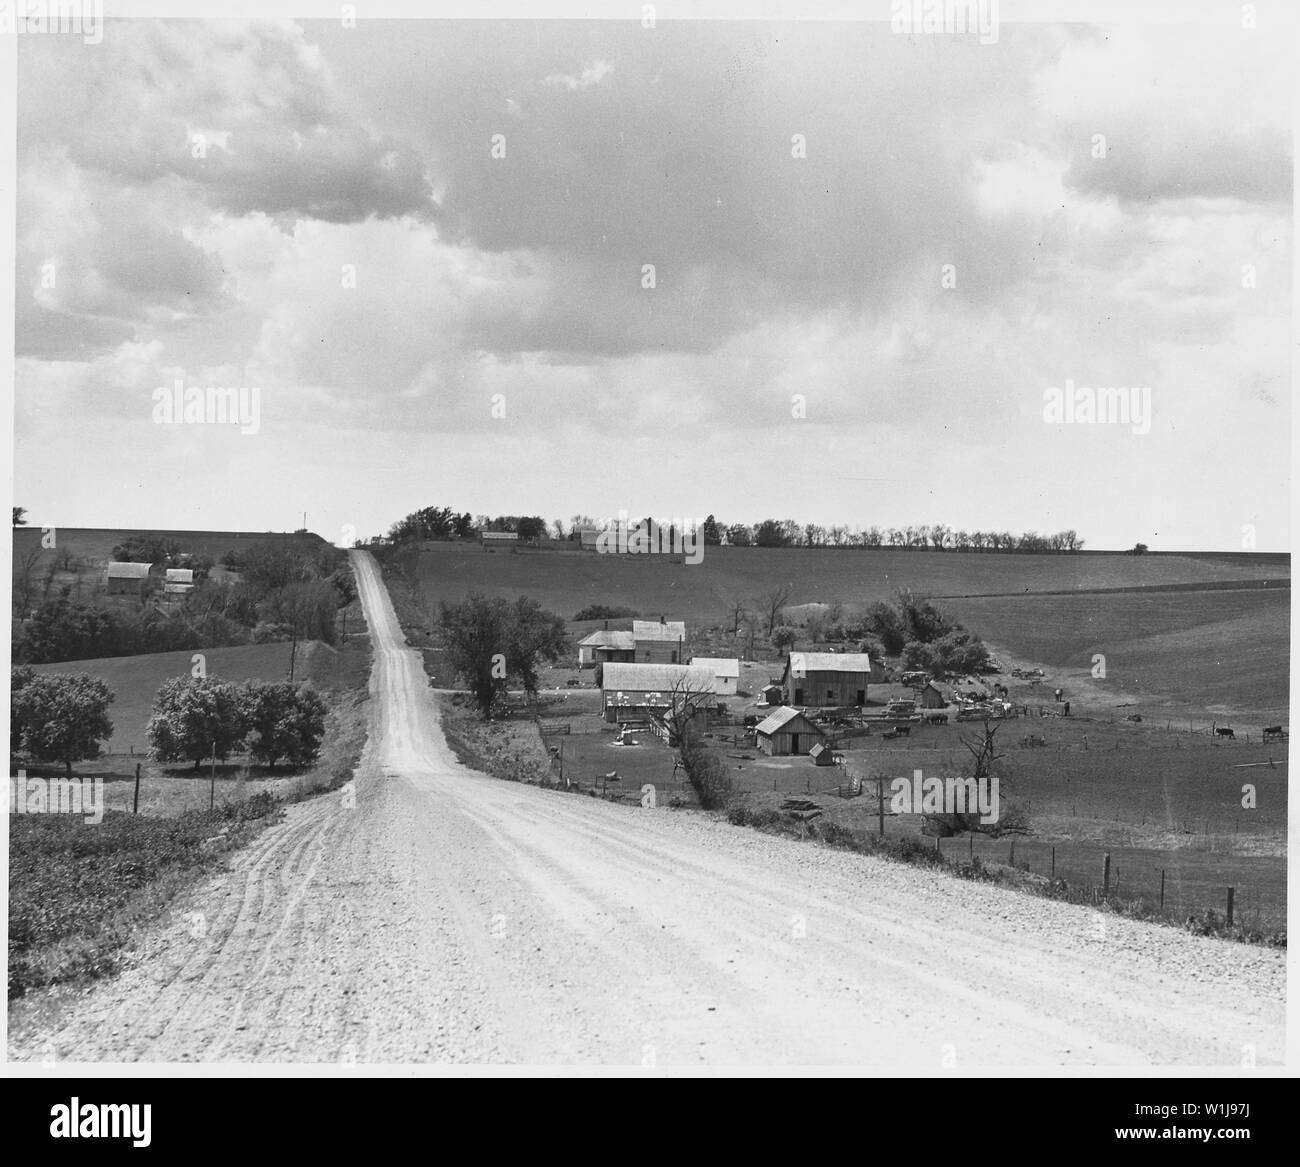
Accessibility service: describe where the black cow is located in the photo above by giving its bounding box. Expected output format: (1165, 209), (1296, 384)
(1263, 726), (1286, 742)
(1214, 727), (1235, 739)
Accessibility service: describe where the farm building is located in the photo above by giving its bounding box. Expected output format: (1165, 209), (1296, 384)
(163, 567), (195, 596)
(105, 561), (153, 596)
(577, 630), (636, 668)
(632, 618), (687, 664)
(479, 531), (518, 548)
(809, 742), (836, 766)
(690, 657), (740, 696)
(782, 652), (883, 708)
(760, 683), (784, 706)
(601, 662), (717, 723)
(919, 681), (947, 709)
(576, 526), (602, 550)
(755, 706), (825, 756)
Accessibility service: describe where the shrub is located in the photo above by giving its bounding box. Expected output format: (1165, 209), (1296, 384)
(573, 604), (638, 622)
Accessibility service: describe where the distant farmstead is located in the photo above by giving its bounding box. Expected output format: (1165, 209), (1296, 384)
(105, 561), (153, 596)
(479, 531), (518, 548)
(782, 652), (883, 708)
(755, 706), (825, 756)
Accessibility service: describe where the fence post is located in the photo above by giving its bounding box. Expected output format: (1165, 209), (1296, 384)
(1226, 887), (1234, 928)
(1102, 853), (1111, 898)
(1160, 869), (1165, 911)
(1050, 846), (1055, 881)
(133, 762), (141, 815)
(877, 777), (884, 837)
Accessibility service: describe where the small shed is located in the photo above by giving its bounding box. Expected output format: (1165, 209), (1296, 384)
(760, 683), (784, 706)
(755, 706), (825, 757)
(106, 561), (152, 596)
(919, 681), (947, 709)
(809, 742), (835, 766)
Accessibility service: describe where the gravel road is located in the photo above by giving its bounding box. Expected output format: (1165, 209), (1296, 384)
(9, 550), (1285, 1067)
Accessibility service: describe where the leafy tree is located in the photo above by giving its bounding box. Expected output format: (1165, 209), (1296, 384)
(865, 601), (907, 655)
(20, 599), (120, 662)
(11, 672), (114, 776)
(1131, 542), (1149, 555)
(702, 515), (722, 545)
(241, 682), (327, 768)
(516, 516), (547, 540)
(504, 596), (567, 696)
(771, 626), (798, 655)
(726, 523), (752, 547)
(112, 535), (180, 564)
(754, 519), (791, 548)
(10, 666), (35, 753)
(147, 676), (246, 769)
(439, 595), (513, 717)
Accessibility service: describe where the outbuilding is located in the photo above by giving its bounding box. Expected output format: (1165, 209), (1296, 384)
(690, 657), (740, 696)
(106, 561), (153, 597)
(601, 662), (717, 723)
(782, 652), (883, 708)
(919, 681), (948, 709)
(755, 706), (825, 756)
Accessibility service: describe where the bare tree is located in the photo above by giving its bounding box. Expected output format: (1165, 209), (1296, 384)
(12, 543), (44, 614)
(662, 674), (718, 747)
(724, 594), (748, 636)
(758, 582), (793, 636)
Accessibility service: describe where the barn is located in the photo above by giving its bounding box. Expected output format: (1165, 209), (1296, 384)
(919, 681), (948, 709)
(755, 706), (825, 756)
(601, 662), (717, 723)
(690, 657), (740, 696)
(782, 652), (881, 708)
(577, 630), (635, 668)
(105, 561), (153, 597)
(632, 618), (687, 664)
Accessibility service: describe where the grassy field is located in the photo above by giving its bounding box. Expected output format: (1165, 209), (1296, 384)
(408, 542), (1288, 621)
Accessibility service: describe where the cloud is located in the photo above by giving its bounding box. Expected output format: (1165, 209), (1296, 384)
(543, 59), (614, 90)
(17, 20), (435, 224)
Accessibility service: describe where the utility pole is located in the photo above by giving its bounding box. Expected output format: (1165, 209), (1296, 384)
(209, 742), (217, 812)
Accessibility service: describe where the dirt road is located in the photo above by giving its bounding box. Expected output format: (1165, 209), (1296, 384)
(9, 551), (1285, 1066)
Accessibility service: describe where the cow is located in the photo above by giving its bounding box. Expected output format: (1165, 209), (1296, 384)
(1263, 726), (1287, 742)
(925, 713), (949, 725)
(1214, 727), (1235, 739)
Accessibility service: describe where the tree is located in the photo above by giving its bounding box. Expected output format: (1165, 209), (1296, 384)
(759, 582), (793, 636)
(503, 596), (567, 698)
(726, 523), (752, 547)
(12, 542), (44, 614)
(241, 682), (327, 769)
(516, 516), (547, 540)
(11, 672), (114, 776)
(112, 535), (180, 565)
(702, 515), (722, 546)
(723, 594), (748, 636)
(772, 626), (798, 655)
(13, 506), (28, 526)
(439, 594), (511, 717)
(1130, 542), (1149, 555)
(10, 666), (36, 754)
(439, 593), (567, 716)
(551, 519), (565, 541)
(754, 519), (791, 548)
(865, 601), (907, 655)
(147, 676), (246, 769)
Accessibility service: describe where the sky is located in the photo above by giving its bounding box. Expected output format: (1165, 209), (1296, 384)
(10, 13), (1293, 549)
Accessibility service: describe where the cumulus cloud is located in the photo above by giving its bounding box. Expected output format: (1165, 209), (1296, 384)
(543, 59), (614, 90)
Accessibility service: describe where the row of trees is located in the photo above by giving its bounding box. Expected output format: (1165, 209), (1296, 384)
(702, 517), (1084, 553)
(147, 676), (327, 769)
(10, 668), (329, 774)
(384, 505), (552, 543)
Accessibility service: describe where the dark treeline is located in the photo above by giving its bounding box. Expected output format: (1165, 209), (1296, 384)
(376, 506), (1083, 554)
